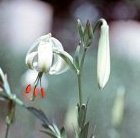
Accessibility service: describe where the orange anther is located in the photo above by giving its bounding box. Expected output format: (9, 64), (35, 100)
(34, 87), (39, 97)
(25, 84), (31, 93)
(41, 87), (45, 98)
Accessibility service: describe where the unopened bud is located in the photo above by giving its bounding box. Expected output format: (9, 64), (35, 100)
(97, 19), (110, 89)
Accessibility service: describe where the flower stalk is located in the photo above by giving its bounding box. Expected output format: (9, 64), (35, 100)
(5, 100), (15, 138)
(77, 48), (88, 106)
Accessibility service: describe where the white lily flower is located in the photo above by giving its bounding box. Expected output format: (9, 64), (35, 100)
(26, 33), (73, 74)
(97, 19), (110, 89)
(25, 33), (73, 99)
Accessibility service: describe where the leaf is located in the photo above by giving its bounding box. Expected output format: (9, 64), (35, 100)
(40, 130), (57, 138)
(83, 20), (93, 47)
(42, 124), (49, 129)
(77, 19), (84, 41)
(52, 123), (61, 136)
(27, 106), (49, 125)
(10, 94), (24, 106)
(80, 122), (89, 138)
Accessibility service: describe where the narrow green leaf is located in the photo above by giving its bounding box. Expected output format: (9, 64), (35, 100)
(27, 107), (49, 125)
(84, 20), (93, 47)
(40, 130), (57, 138)
(42, 124), (49, 129)
(52, 123), (61, 136)
(11, 94), (24, 106)
(77, 19), (84, 41)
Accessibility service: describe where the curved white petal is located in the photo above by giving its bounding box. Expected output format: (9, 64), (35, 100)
(51, 37), (63, 51)
(38, 41), (53, 72)
(49, 50), (73, 75)
(25, 52), (38, 69)
(97, 19), (110, 89)
(27, 39), (40, 54)
(49, 54), (68, 75)
(60, 50), (73, 63)
(26, 34), (52, 55)
(25, 38), (40, 70)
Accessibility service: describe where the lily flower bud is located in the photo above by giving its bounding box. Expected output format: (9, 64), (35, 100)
(97, 19), (110, 89)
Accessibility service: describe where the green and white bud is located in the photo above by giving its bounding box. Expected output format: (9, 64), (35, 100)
(97, 19), (110, 89)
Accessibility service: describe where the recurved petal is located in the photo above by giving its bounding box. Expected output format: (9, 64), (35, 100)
(27, 34), (51, 55)
(51, 37), (64, 50)
(27, 39), (40, 55)
(97, 19), (110, 89)
(49, 54), (68, 75)
(25, 52), (38, 69)
(58, 50), (74, 63)
(38, 41), (53, 73)
(49, 50), (73, 75)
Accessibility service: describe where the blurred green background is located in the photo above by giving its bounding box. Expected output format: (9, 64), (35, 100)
(1, 0), (140, 138)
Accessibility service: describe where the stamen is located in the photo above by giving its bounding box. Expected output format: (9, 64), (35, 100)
(25, 84), (31, 93)
(34, 72), (43, 86)
(25, 72), (45, 100)
(34, 87), (39, 97)
(41, 87), (45, 98)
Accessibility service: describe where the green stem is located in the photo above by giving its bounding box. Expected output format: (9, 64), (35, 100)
(4, 100), (15, 138)
(80, 48), (87, 70)
(78, 73), (82, 106)
(77, 48), (88, 106)
(5, 124), (10, 138)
